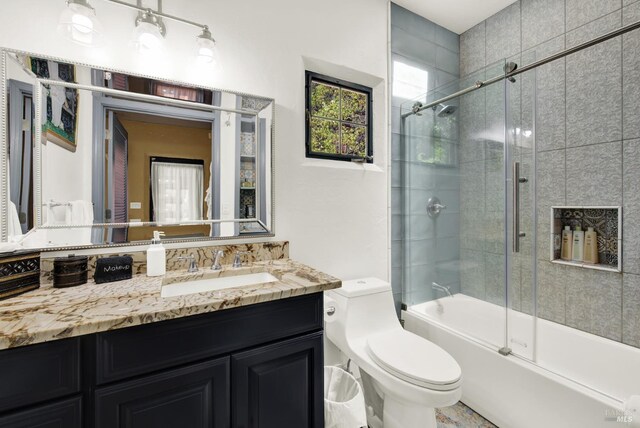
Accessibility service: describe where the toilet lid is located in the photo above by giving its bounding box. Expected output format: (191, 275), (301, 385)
(366, 330), (462, 391)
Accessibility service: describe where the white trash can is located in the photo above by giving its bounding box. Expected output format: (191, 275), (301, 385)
(324, 366), (368, 428)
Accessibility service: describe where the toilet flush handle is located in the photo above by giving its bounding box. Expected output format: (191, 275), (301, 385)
(326, 306), (336, 316)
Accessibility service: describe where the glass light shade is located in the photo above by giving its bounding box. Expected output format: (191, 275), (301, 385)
(58, 1), (104, 46)
(195, 35), (219, 65)
(132, 21), (164, 54)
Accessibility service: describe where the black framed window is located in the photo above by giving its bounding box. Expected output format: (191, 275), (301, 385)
(305, 71), (373, 163)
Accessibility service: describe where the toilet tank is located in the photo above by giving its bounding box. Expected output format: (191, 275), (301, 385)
(325, 278), (401, 352)
(330, 277), (391, 298)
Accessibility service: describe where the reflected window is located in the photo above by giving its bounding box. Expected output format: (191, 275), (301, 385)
(305, 71), (373, 162)
(393, 60), (429, 100)
(150, 157), (204, 223)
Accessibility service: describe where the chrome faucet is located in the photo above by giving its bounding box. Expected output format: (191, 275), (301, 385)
(232, 251), (249, 268)
(178, 254), (199, 273)
(211, 250), (224, 270)
(432, 282), (453, 298)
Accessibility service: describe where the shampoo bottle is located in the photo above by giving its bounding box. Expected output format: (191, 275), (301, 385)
(584, 227), (599, 264)
(572, 226), (585, 262)
(147, 231), (166, 277)
(561, 226), (573, 260)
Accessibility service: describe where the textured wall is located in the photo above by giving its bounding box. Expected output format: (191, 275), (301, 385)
(459, 0), (640, 347)
(390, 4), (460, 312)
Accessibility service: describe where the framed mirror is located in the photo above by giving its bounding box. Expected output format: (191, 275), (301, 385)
(0, 48), (274, 250)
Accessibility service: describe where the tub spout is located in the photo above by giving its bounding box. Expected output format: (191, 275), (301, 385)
(432, 282), (453, 298)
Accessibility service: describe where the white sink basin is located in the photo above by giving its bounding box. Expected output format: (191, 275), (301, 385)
(160, 272), (279, 298)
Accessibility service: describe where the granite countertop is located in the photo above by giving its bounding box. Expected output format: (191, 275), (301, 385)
(0, 259), (341, 350)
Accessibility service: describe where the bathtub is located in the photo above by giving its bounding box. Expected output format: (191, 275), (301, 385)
(402, 294), (639, 428)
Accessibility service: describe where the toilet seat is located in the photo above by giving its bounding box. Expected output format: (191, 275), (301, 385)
(366, 330), (462, 391)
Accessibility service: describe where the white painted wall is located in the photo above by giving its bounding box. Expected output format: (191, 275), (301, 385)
(0, 0), (390, 281)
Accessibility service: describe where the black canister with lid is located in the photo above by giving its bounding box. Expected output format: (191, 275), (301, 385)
(53, 255), (89, 288)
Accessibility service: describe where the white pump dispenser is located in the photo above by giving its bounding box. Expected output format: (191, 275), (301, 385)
(147, 231), (166, 277)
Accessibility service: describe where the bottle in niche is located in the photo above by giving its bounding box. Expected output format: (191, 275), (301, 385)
(561, 226), (573, 260)
(584, 227), (599, 264)
(572, 226), (585, 262)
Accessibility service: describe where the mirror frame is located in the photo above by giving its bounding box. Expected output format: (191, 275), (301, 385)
(0, 47), (275, 251)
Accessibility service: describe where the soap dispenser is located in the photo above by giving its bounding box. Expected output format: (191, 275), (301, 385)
(147, 231), (166, 277)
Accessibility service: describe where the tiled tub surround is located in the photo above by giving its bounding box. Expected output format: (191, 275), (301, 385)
(0, 258), (340, 350)
(40, 241), (289, 282)
(458, 0), (640, 348)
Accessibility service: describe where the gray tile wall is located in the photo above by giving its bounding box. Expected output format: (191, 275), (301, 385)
(459, 0), (640, 347)
(390, 3), (460, 313)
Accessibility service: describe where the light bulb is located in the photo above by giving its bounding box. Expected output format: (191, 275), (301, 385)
(58, 0), (103, 46)
(71, 12), (93, 33)
(195, 27), (219, 66)
(132, 12), (165, 54)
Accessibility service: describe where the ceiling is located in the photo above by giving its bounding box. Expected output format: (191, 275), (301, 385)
(392, 0), (518, 34)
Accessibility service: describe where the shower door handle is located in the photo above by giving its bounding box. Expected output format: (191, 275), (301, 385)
(513, 162), (528, 253)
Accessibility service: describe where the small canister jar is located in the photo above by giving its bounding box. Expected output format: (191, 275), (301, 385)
(53, 255), (89, 288)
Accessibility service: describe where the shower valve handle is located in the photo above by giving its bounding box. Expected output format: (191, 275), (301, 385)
(427, 197), (447, 218)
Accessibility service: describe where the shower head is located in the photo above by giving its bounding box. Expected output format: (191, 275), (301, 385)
(433, 103), (458, 117)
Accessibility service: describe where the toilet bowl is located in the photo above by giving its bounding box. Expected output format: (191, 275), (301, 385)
(324, 278), (462, 428)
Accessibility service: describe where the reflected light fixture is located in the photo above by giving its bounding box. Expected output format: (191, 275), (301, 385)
(132, 9), (166, 54)
(195, 26), (219, 65)
(58, 0), (104, 46)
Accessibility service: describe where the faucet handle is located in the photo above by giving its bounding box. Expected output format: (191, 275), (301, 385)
(178, 254), (199, 273)
(232, 251), (250, 268)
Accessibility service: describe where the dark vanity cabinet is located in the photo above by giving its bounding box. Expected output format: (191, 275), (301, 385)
(0, 293), (324, 428)
(232, 332), (323, 428)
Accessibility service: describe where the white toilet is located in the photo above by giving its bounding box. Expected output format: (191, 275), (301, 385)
(324, 278), (462, 428)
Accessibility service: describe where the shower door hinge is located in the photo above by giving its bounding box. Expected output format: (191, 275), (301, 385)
(498, 347), (512, 356)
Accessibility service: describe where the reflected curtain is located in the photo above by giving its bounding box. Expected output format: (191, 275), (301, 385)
(151, 162), (204, 223)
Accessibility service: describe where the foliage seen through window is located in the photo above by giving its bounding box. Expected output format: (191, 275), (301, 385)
(306, 72), (372, 162)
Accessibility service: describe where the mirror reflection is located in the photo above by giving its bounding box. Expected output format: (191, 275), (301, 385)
(3, 50), (273, 249)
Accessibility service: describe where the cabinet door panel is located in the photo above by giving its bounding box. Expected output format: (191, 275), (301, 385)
(95, 358), (229, 428)
(0, 396), (81, 428)
(0, 338), (80, 412)
(232, 332), (323, 428)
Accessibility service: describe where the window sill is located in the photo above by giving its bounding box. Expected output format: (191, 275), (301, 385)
(301, 159), (384, 173)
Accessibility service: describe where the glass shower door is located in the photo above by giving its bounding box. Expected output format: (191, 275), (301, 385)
(505, 58), (537, 361)
(456, 61), (509, 350)
(399, 58), (538, 359)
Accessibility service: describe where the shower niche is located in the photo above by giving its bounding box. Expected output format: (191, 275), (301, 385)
(550, 206), (621, 272)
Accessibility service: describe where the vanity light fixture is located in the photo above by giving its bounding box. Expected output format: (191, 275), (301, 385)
(58, 0), (104, 47)
(131, 8), (166, 54)
(59, 0), (220, 65)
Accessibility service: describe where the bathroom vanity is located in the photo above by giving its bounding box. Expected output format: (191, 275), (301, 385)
(0, 259), (340, 428)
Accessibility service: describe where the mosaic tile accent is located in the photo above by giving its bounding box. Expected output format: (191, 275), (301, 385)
(240, 96), (272, 111)
(240, 132), (256, 156)
(552, 207), (620, 269)
(436, 401), (497, 428)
